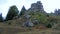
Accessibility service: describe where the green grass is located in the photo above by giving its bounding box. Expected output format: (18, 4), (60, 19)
(0, 24), (60, 34)
(17, 29), (60, 34)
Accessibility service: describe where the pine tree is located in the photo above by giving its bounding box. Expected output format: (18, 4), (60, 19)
(19, 6), (26, 16)
(0, 13), (3, 22)
(5, 5), (19, 21)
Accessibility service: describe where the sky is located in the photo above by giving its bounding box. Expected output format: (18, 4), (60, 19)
(0, 0), (60, 18)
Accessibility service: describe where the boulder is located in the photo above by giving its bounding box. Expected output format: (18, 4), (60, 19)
(23, 20), (34, 27)
(33, 20), (39, 25)
(24, 14), (31, 19)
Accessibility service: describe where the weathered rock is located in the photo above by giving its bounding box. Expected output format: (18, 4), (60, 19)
(23, 20), (34, 27)
(28, 1), (44, 12)
(33, 20), (39, 25)
(24, 13), (31, 19)
(54, 9), (60, 16)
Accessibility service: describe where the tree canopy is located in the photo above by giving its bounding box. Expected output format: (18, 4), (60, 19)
(5, 5), (19, 21)
(19, 6), (26, 16)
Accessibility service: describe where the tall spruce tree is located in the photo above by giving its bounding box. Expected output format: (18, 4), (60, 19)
(0, 13), (3, 22)
(19, 6), (26, 16)
(6, 5), (19, 21)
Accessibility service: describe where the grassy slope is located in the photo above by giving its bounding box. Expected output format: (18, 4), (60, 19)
(0, 24), (60, 34)
(0, 12), (60, 34)
(17, 29), (60, 34)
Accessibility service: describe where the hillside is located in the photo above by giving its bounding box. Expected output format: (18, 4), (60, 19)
(0, 1), (60, 34)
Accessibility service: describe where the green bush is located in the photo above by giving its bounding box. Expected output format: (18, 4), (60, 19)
(46, 24), (52, 28)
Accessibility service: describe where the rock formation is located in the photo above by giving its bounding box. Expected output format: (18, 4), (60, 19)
(28, 1), (44, 13)
(19, 1), (47, 27)
(54, 9), (60, 16)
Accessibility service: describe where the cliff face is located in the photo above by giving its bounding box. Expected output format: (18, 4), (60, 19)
(23, 1), (46, 18)
(28, 1), (44, 13)
(54, 9), (60, 16)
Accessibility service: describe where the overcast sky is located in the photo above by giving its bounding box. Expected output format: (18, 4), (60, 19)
(0, 0), (60, 17)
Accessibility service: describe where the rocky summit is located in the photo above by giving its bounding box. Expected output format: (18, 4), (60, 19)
(28, 1), (44, 12)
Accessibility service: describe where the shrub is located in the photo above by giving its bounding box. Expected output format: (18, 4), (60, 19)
(46, 24), (52, 28)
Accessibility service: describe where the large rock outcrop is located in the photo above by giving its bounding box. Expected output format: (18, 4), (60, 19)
(18, 1), (47, 27)
(28, 1), (44, 13)
(54, 9), (60, 16)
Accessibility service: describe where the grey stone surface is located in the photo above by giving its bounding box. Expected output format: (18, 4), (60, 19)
(33, 20), (39, 25)
(23, 20), (34, 27)
(24, 14), (31, 19)
(54, 9), (60, 16)
(28, 1), (44, 12)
